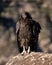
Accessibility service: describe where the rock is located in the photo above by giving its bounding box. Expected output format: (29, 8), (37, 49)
(6, 52), (52, 65)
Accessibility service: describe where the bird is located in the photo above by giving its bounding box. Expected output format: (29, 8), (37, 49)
(16, 12), (41, 54)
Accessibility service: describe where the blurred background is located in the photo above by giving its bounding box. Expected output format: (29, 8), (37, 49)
(0, 0), (52, 65)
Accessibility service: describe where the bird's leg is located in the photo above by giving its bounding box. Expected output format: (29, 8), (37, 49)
(23, 46), (26, 53)
(21, 46), (26, 55)
(27, 46), (30, 53)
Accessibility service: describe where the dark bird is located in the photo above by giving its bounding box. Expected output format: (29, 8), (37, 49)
(16, 12), (41, 54)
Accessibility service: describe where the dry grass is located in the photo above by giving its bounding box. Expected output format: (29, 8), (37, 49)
(6, 52), (52, 65)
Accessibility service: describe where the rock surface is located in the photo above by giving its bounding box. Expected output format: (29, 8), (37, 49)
(6, 52), (52, 65)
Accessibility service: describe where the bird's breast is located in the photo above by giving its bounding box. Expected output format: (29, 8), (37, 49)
(18, 23), (32, 40)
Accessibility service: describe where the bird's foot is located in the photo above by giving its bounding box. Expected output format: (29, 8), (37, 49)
(21, 51), (26, 55)
(21, 46), (26, 55)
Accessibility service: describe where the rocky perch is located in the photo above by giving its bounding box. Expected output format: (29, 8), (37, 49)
(6, 52), (52, 65)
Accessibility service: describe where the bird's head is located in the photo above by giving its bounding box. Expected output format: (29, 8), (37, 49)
(18, 12), (32, 23)
(22, 12), (32, 20)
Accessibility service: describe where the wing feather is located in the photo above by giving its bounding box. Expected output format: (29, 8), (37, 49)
(16, 21), (20, 33)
